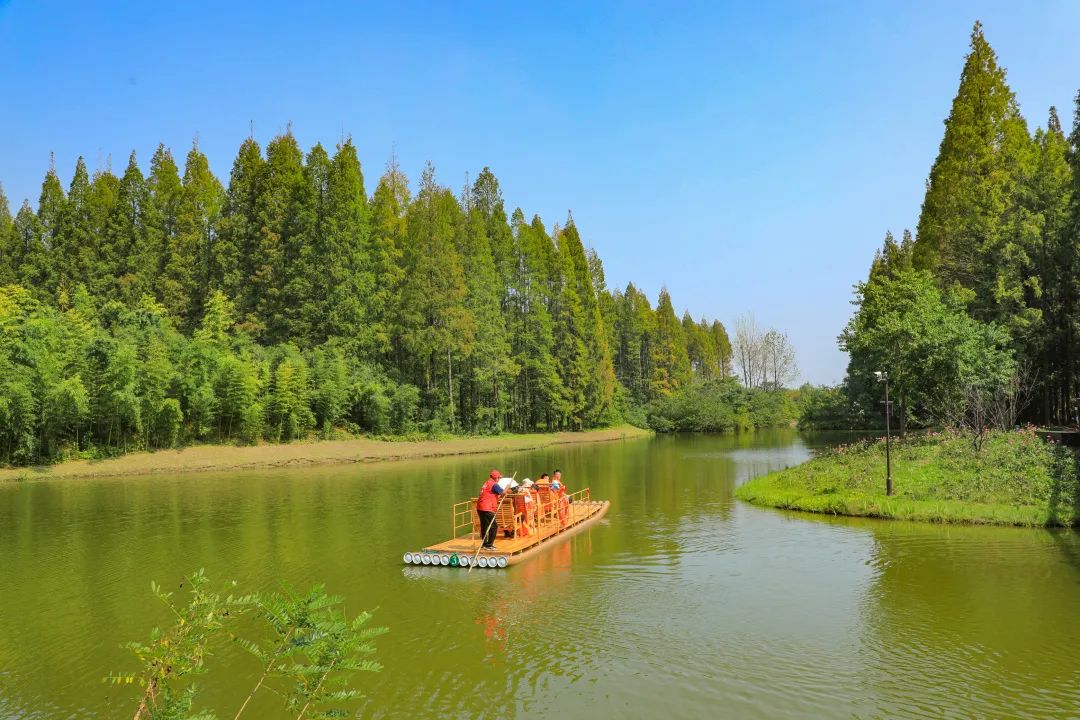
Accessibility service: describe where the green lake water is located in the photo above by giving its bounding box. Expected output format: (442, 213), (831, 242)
(2, 431), (1079, 718)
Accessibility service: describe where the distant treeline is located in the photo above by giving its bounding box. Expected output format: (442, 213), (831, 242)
(815, 22), (1080, 432)
(0, 135), (778, 465)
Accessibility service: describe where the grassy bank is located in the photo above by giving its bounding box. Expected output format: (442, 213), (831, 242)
(735, 428), (1080, 527)
(0, 425), (651, 482)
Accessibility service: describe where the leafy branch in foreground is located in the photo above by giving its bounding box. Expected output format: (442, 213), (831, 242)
(106, 571), (386, 720)
(237, 586), (387, 720)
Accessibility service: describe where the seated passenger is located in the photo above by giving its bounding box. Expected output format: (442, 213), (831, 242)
(552, 469), (570, 524)
(518, 479), (536, 535)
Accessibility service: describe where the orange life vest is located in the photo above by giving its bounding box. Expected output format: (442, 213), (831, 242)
(478, 478), (499, 512)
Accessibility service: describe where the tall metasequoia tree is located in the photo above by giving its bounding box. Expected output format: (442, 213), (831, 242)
(286, 141), (331, 344)
(1025, 107), (1073, 422)
(0, 184), (14, 285)
(507, 210), (564, 430)
(399, 163), (474, 425)
(1059, 93), (1080, 423)
(913, 21), (1037, 337)
(178, 142), (225, 331)
(651, 287), (690, 396)
(36, 157), (65, 297)
(555, 217), (616, 425)
(368, 157), (409, 360)
(458, 195), (515, 431)
(146, 145), (184, 308)
(145, 145), (188, 323)
(255, 131), (313, 344)
(710, 320), (732, 378)
(56, 157), (93, 294)
(104, 152), (149, 303)
(85, 166), (121, 301)
(11, 202), (51, 298)
(318, 139), (372, 347)
(215, 137), (265, 321)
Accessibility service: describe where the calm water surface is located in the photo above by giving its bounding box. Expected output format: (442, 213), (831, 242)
(1, 431), (1079, 718)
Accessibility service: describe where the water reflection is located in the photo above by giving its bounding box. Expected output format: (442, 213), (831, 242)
(858, 520), (1080, 718)
(0, 431), (1078, 719)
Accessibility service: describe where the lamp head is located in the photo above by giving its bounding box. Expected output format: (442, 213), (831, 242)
(874, 371), (887, 382)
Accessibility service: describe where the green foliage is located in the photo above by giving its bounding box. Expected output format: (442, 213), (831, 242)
(269, 351), (315, 442)
(650, 288), (690, 397)
(840, 267), (1015, 429)
(388, 382), (420, 435)
(178, 143), (226, 331)
(398, 164), (474, 428)
(108, 570), (385, 720)
(836, 22), (1080, 429)
(913, 21), (1038, 336)
(0, 132), (747, 465)
(795, 383), (872, 431)
(646, 377), (795, 432)
(243, 587), (385, 719)
(315, 139), (373, 349)
(736, 429), (1080, 527)
(505, 210), (564, 431)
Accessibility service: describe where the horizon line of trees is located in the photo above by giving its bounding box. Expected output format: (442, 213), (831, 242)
(825, 21), (1080, 433)
(0, 132), (798, 465)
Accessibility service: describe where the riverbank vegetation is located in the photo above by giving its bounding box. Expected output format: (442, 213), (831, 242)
(736, 428), (1080, 527)
(646, 377), (795, 432)
(0, 425), (650, 482)
(765, 20), (1080, 525)
(0, 133), (788, 467)
(812, 22), (1080, 434)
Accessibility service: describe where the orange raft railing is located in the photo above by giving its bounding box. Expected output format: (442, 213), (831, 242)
(451, 487), (593, 544)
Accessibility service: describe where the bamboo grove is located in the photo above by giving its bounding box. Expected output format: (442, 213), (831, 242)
(0, 136), (734, 464)
(838, 22), (1080, 429)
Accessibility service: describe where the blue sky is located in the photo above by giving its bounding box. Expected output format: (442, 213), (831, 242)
(2, 1), (1079, 384)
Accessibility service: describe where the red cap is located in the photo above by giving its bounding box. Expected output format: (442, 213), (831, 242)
(489, 470), (502, 480)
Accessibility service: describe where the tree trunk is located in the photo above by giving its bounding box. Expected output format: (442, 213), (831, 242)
(447, 348), (454, 432)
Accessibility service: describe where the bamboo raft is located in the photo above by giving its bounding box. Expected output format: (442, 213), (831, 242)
(402, 486), (609, 569)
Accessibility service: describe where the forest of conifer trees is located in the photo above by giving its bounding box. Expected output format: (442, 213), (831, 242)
(0, 133), (755, 465)
(835, 22), (1080, 432)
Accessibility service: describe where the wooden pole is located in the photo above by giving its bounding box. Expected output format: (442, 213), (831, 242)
(885, 377), (893, 496)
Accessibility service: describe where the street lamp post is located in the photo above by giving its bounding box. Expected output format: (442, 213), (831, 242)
(875, 371), (893, 496)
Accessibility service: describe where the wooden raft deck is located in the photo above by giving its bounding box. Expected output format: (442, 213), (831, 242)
(403, 487), (609, 568)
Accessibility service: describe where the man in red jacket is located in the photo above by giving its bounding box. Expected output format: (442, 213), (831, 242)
(477, 470), (505, 550)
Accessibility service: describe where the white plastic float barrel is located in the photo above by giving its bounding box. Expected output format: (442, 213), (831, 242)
(439, 554), (450, 566)
(458, 555), (470, 567)
(421, 554), (431, 565)
(403, 552), (413, 564)
(486, 556), (497, 568)
(496, 556), (508, 568)
(478, 557), (488, 568)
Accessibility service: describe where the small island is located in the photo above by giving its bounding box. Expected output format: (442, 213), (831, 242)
(736, 428), (1080, 527)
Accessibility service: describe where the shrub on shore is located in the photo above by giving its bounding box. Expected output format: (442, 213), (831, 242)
(646, 377), (796, 432)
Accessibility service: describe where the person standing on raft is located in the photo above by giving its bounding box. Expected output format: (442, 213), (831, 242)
(478, 470), (505, 550)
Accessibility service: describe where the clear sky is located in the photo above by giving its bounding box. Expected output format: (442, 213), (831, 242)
(2, 1), (1079, 384)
